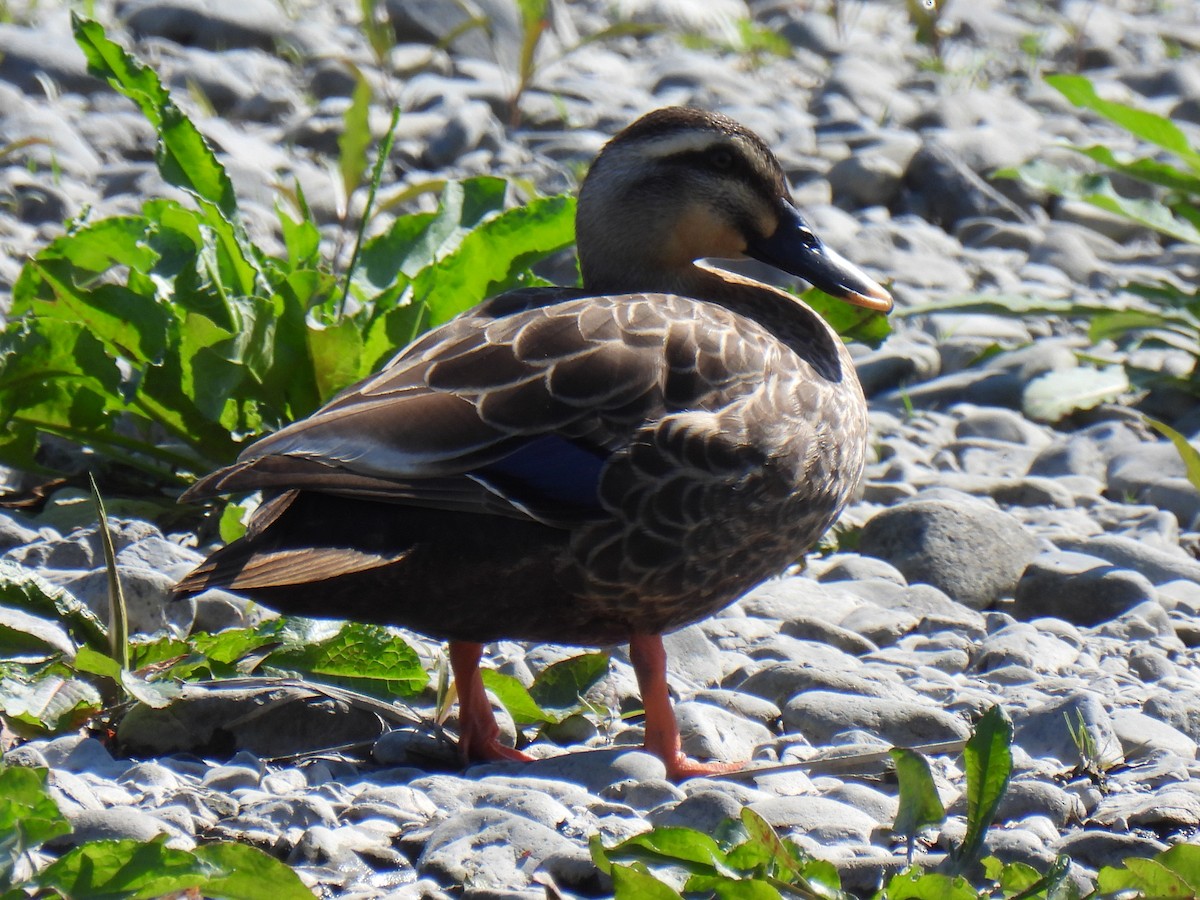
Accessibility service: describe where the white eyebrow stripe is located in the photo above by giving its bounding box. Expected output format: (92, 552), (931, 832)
(638, 131), (731, 159)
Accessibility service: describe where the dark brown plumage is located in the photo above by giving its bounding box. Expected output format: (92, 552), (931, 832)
(176, 107), (892, 778)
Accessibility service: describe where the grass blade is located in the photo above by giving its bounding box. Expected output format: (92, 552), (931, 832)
(88, 473), (129, 678)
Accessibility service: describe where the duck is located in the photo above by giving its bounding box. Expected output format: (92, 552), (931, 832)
(175, 107), (893, 780)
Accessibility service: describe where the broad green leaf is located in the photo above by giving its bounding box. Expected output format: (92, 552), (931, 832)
(889, 747), (946, 837)
(1072, 144), (1200, 194)
(529, 651), (608, 711)
(480, 669), (552, 726)
(307, 316), (366, 402)
(266, 621), (427, 696)
(1146, 417), (1200, 492)
(191, 841), (315, 900)
(20, 260), (173, 366)
(338, 70), (373, 198)
(33, 836), (210, 899)
(804, 288), (891, 348)
(1158, 844), (1200, 887)
(953, 705), (1013, 872)
(120, 671), (184, 709)
(1023, 365), (1130, 422)
(0, 560), (108, 653)
(0, 765), (72, 865)
(0, 605), (76, 661)
(1011, 161), (1200, 244)
(612, 863), (684, 900)
(616, 827), (728, 869)
(0, 673), (102, 732)
(277, 200), (321, 268)
(731, 808), (804, 881)
(709, 877), (783, 900)
(885, 868), (979, 900)
(1047, 73), (1200, 169)
(72, 15), (170, 124)
(416, 192), (576, 326)
(1098, 858), (1195, 897)
(73, 644), (123, 680)
(129, 634), (191, 670)
(218, 495), (254, 543)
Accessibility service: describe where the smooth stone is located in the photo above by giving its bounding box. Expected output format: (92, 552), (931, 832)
(1142, 690), (1200, 744)
(818, 781), (898, 826)
(119, 683), (389, 758)
(53, 807), (190, 851)
(783, 691), (970, 747)
(648, 788), (743, 832)
(813, 554), (908, 586)
(1054, 534), (1200, 586)
(992, 779), (1086, 828)
(1013, 693), (1121, 767)
(65, 566), (195, 635)
(749, 795), (879, 845)
(121, 0), (293, 51)
(1052, 830), (1168, 870)
(1090, 787), (1200, 830)
(858, 498), (1038, 610)
(900, 141), (1029, 229)
(675, 701), (772, 765)
(474, 749), (666, 794)
(1110, 709), (1197, 762)
(974, 623), (1081, 674)
(601, 778), (685, 813)
(1012, 551), (1158, 625)
(738, 661), (898, 708)
(417, 808), (595, 893)
(954, 406), (1052, 447)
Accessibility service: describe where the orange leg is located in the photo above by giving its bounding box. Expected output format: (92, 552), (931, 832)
(628, 633), (744, 780)
(448, 641), (533, 764)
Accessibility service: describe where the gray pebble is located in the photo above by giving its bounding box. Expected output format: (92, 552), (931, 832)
(859, 497), (1037, 610)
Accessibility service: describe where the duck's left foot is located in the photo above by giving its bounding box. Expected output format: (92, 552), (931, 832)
(662, 752), (745, 780)
(449, 640), (532, 766)
(458, 731), (535, 764)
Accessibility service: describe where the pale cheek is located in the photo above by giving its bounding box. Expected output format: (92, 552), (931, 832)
(669, 206), (748, 261)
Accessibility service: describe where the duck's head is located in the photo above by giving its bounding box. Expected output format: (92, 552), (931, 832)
(577, 107), (892, 313)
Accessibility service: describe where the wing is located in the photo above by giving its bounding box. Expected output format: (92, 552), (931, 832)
(183, 289), (707, 524)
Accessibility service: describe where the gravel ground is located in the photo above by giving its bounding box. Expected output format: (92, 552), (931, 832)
(3, 0), (1200, 897)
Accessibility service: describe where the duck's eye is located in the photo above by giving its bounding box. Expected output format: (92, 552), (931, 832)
(708, 147), (735, 171)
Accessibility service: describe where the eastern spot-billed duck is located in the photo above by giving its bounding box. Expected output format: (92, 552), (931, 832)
(176, 107), (893, 779)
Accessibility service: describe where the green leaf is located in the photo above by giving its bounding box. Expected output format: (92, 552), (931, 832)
(307, 317), (366, 402)
(803, 288), (892, 348)
(480, 669), (553, 727)
(528, 652), (609, 712)
(338, 70), (373, 199)
(1046, 73), (1200, 169)
(708, 877), (784, 900)
(1098, 858), (1196, 898)
(885, 868), (979, 900)
(32, 837), (205, 899)
(72, 15), (170, 125)
(266, 621), (427, 696)
(1146, 417), (1200, 492)
(415, 192), (577, 327)
(889, 747), (946, 837)
(73, 644), (123, 680)
(0, 672), (103, 733)
(611, 863), (684, 900)
(1022, 365), (1130, 422)
(90, 473), (129, 675)
(616, 827), (728, 869)
(192, 840), (315, 900)
(1157, 844), (1200, 888)
(0, 764), (72, 884)
(0, 605), (76, 661)
(0, 560), (109, 654)
(953, 705), (1013, 872)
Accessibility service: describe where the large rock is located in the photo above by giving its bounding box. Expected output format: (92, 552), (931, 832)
(1012, 550), (1158, 625)
(858, 497), (1038, 609)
